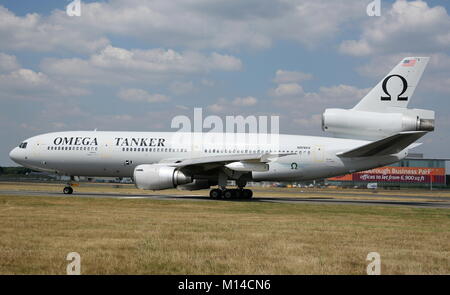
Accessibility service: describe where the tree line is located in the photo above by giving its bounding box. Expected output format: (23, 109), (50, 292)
(0, 166), (33, 175)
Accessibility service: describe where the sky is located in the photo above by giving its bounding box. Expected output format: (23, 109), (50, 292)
(0, 0), (449, 166)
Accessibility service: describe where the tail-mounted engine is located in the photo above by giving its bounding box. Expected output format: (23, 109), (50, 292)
(322, 108), (434, 140)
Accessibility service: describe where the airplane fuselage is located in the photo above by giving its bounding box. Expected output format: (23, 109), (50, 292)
(9, 131), (406, 182)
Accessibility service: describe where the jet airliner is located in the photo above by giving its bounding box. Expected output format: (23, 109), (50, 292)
(9, 57), (435, 199)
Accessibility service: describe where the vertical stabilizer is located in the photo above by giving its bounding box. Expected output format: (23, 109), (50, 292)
(353, 57), (429, 112)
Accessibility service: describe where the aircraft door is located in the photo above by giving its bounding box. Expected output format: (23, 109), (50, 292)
(313, 145), (324, 162)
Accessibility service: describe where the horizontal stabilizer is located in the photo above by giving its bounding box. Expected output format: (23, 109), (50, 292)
(337, 131), (427, 158)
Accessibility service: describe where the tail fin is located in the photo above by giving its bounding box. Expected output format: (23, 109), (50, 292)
(353, 57), (429, 112)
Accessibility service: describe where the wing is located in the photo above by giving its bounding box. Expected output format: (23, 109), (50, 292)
(159, 153), (293, 171)
(337, 131), (427, 158)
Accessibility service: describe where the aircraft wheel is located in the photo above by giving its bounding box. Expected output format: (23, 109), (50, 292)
(223, 189), (234, 199)
(63, 186), (73, 195)
(243, 189), (253, 199)
(209, 189), (222, 199)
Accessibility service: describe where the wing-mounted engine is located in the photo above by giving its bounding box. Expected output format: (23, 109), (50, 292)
(134, 164), (192, 190)
(322, 108), (434, 140)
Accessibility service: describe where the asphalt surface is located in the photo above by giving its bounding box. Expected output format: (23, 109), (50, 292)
(1, 189), (450, 209)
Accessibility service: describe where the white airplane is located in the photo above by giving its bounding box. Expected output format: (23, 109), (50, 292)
(9, 57), (435, 199)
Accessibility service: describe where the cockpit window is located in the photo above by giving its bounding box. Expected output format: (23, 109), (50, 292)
(19, 142), (28, 149)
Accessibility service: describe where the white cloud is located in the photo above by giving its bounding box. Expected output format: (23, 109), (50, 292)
(169, 81), (196, 95)
(0, 6), (109, 54)
(117, 88), (170, 103)
(0, 67), (89, 100)
(209, 52), (243, 71)
(232, 96), (258, 106)
(41, 45), (242, 85)
(0, 0), (367, 53)
(314, 85), (370, 105)
(270, 83), (304, 97)
(207, 96), (258, 113)
(201, 79), (215, 87)
(273, 70), (313, 84)
(76, 0), (364, 50)
(6, 69), (49, 86)
(207, 103), (226, 113)
(339, 40), (373, 57)
(0, 53), (20, 73)
(89, 46), (241, 72)
(340, 0), (450, 56)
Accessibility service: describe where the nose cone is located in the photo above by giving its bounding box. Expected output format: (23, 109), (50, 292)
(9, 147), (20, 164)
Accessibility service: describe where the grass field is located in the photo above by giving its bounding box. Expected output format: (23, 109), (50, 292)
(0, 185), (449, 274)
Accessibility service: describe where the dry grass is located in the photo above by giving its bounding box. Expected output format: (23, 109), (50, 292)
(0, 192), (449, 274)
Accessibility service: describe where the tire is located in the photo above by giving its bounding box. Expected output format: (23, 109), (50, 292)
(243, 189), (253, 199)
(223, 190), (233, 199)
(209, 189), (222, 199)
(63, 187), (73, 195)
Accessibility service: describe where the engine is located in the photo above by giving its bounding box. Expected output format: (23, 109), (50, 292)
(133, 164), (192, 190)
(322, 108), (435, 140)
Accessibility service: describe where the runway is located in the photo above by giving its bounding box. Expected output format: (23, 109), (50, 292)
(1, 189), (450, 209)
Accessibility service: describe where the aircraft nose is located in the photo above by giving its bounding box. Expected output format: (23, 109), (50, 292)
(9, 147), (20, 163)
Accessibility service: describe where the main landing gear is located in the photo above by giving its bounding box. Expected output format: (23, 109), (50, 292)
(209, 188), (253, 200)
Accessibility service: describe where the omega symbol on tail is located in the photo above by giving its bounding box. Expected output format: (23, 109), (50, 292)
(381, 74), (408, 101)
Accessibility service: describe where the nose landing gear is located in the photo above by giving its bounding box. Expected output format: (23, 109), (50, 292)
(63, 186), (73, 194)
(63, 176), (77, 195)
